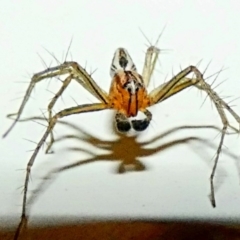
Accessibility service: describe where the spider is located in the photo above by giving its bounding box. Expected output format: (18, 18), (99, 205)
(3, 42), (240, 238)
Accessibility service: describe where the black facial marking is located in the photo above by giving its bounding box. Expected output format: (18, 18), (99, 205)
(131, 119), (150, 131)
(119, 56), (128, 69)
(116, 120), (131, 132)
(122, 74), (142, 94)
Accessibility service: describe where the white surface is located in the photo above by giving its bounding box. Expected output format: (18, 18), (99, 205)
(1, 0), (240, 227)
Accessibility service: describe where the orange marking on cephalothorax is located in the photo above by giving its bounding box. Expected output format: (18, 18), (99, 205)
(109, 70), (150, 117)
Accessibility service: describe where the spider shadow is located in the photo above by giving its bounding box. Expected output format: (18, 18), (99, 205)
(54, 123), (224, 173)
(27, 119), (239, 210)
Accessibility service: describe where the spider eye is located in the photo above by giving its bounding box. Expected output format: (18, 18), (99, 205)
(123, 80), (140, 95)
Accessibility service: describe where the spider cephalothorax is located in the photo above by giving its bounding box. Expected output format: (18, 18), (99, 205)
(109, 70), (151, 132)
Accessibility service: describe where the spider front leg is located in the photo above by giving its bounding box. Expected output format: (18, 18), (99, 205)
(6, 73), (73, 154)
(14, 103), (107, 240)
(3, 61), (108, 154)
(45, 75), (73, 153)
(3, 64), (70, 138)
(149, 65), (240, 207)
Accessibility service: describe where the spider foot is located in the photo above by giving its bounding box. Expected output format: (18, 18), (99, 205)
(6, 112), (18, 119)
(45, 149), (54, 154)
(14, 214), (28, 240)
(45, 143), (54, 154)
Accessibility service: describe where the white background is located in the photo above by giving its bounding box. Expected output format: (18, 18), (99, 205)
(1, 0), (240, 227)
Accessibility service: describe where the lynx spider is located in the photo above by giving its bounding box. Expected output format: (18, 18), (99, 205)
(3, 40), (240, 238)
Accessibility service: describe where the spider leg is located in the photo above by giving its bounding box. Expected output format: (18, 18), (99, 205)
(3, 61), (108, 138)
(14, 103), (107, 240)
(149, 65), (240, 207)
(142, 46), (160, 87)
(12, 73), (76, 154)
(46, 75), (72, 153)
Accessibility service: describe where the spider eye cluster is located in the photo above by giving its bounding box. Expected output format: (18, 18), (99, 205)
(123, 79), (142, 95)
